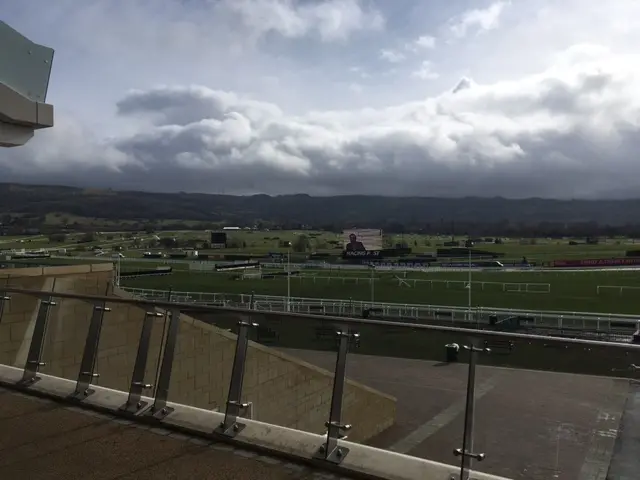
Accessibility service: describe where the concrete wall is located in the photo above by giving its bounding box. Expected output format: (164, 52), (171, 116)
(0, 264), (396, 443)
(113, 288), (396, 442)
(0, 263), (115, 371)
(198, 310), (640, 378)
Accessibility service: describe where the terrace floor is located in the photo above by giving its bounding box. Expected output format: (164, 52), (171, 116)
(281, 349), (636, 480)
(0, 387), (350, 480)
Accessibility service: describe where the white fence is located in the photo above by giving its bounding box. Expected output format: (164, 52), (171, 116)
(270, 274), (551, 294)
(48, 255), (640, 273)
(596, 285), (640, 295)
(120, 286), (638, 332)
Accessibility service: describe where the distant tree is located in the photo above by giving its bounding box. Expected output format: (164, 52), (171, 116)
(159, 237), (178, 249)
(78, 232), (95, 243)
(184, 238), (200, 248)
(48, 233), (67, 243)
(314, 240), (328, 250)
(292, 235), (310, 252)
(227, 237), (243, 249)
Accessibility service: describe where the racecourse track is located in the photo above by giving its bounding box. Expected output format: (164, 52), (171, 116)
(44, 255), (640, 274)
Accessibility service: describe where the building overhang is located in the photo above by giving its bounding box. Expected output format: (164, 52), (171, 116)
(0, 20), (54, 147)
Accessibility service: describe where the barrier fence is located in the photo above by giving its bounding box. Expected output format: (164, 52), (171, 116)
(1, 285), (639, 479)
(597, 285), (640, 295)
(121, 286), (639, 333)
(46, 255), (640, 274)
(253, 274), (552, 294)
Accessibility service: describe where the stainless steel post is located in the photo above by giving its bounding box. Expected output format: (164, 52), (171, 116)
(21, 293), (57, 385)
(315, 328), (360, 464)
(0, 291), (9, 323)
(454, 337), (489, 479)
(72, 300), (110, 399)
(216, 316), (258, 437)
(148, 308), (181, 419)
(122, 309), (162, 414)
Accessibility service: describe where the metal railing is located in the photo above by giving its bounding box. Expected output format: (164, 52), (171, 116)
(46, 255), (640, 273)
(120, 286), (640, 333)
(1, 285), (639, 479)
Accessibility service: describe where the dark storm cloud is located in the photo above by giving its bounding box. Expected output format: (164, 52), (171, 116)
(3, 50), (640, 198)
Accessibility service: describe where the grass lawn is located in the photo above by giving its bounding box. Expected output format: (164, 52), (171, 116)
(121, 268), (640, 314)
(5, 230), (640, 314)
(4, 229), (640, 264)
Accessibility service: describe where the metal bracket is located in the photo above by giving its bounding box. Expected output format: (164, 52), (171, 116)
(449, 475), (482, 480)
(454, 448), (485, 461)
(323, 421), (351, 440)
(463, 344), (491, 354)
(316, 441), (350, 464)
(217, 401), (250, 436)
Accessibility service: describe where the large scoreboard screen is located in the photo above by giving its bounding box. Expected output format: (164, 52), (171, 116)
(210, 232), (227, 248)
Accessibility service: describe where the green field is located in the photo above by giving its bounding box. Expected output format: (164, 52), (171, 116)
(5, 229), (640, 315)
(3, 230), (640, 264)
(120, 267), (640, 314)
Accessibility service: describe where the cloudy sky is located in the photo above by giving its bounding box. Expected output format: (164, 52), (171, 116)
(3, 0), (640, 198)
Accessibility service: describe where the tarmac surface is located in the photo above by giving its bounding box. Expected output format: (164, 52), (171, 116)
(1, 351), (635, 480)
(281, 349), (633, 480)
(0, 387), (350, 480)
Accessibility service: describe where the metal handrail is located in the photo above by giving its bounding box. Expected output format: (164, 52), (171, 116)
(2, 286), (639, 351)
(0, 284), (637, 479)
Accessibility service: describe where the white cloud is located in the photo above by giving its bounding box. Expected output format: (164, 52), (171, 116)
(4, 0), (640, 199)
(411, 61), (440, 80)
(348, 83), (364, 94)
(379, 49), (406, 63)
(349, 66), (371, 79)
(6, 45), (640, 198)
(406, 35), (436, 52)
(449, 1), (510, 39)
(226, 0), (384, 42)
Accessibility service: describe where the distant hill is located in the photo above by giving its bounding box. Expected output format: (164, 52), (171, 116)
(1, 182), (640, 235)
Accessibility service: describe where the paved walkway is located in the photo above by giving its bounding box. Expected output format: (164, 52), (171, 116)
(0, 387), (345, 480)
(281, 349), (631, 480)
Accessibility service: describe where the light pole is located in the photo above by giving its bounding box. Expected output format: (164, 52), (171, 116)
(286, 241), (291, 312)
(369, 263), (375, 305)
(468, 239), (472, 321)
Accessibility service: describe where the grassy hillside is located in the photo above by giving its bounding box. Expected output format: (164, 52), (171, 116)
(2, 182), (640, 234)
